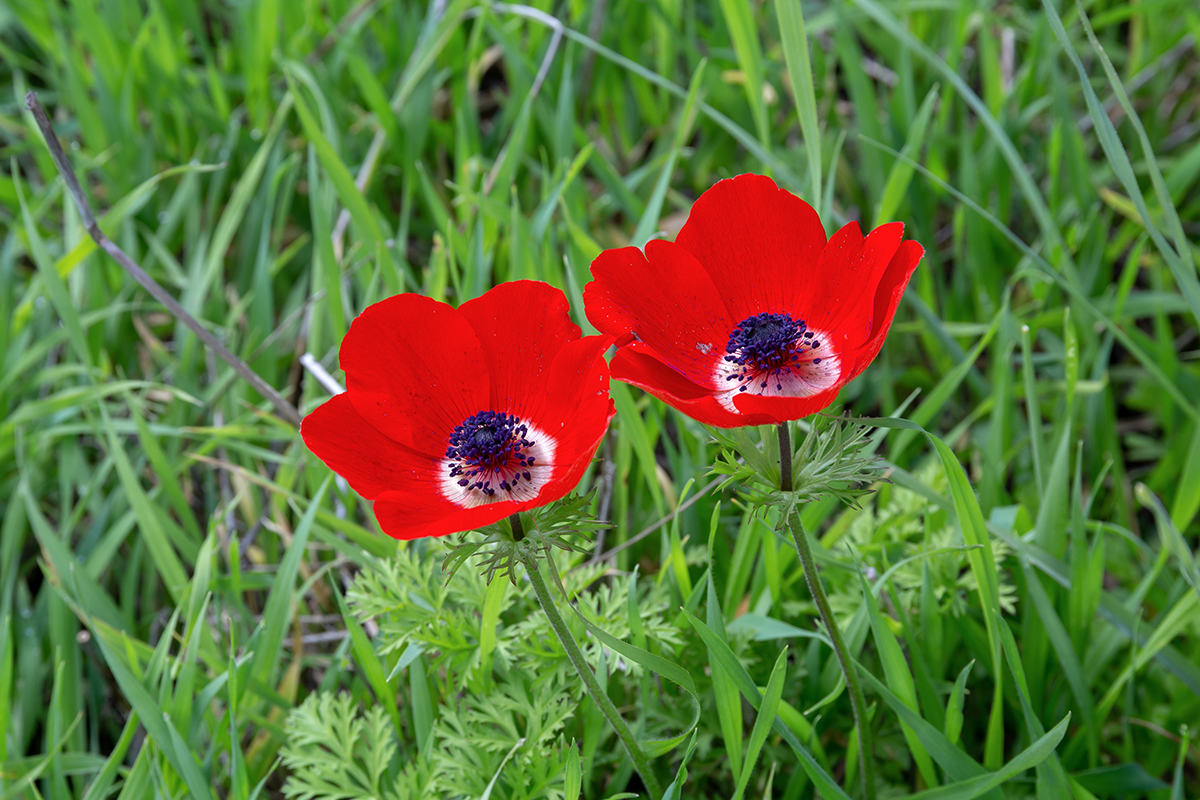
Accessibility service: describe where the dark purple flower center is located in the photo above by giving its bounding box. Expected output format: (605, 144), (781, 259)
(723, 312), (824, 392)
(445, 411), (537, 496)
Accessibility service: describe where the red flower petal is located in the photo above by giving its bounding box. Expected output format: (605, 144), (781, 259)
(674, 173), (827, 320)
(585, 241), (731, 385)
(731, 384), (844, 423)
(803, 221), (905, 347)
(609, 346), (750, 427)
(535, 335), (617, 453)
(301, 393), (436, 499)
(370, 335), (614, 538)
(848, 238), (925, 381)
(339, 294), (490, 457)
(457, 280), (582, 416)
(608, 344), (711, 399)
(373, 491), (522, 540)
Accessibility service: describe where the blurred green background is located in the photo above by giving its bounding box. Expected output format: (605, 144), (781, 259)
(2, 0), (1199, 797)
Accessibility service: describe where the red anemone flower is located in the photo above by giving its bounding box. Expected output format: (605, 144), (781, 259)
(583, 174), (924, 428)
(301, 281), (615, 540)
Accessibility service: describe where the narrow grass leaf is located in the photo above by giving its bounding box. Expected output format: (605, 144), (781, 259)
(1170, 423), (1200, 531)
(285, 79), (390, 270)
(1018, 561), (1096, 745)
(101, 408), (190, 604)
(633, 59), (706, 247)
(248, 478), (329, 689)
(904, 714), (1070, 800)
(875, 85), (938, 226)
(681, 609), (850, 799)
(859, 568), (938, 786)
(774, 0), (822, 202)
(705, 538), (744, 780)
(732, 648), (788, 800)
(854, 659), (1000, 796)
(331, 578), (402, 735)
(718, 0), (769, 147)
(997, 621), (1073, 796)
(929, 435), (1005, 768)
(945, 661), (973, 746)
(86, 629), (214, 800)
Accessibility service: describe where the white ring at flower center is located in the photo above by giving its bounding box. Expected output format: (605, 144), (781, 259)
(438, 420), (558, 508)
(712, 328), (842, 413)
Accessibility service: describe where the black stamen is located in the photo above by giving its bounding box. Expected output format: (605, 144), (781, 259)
(723, 312), (824, 396)
(445, 410), (539, 499)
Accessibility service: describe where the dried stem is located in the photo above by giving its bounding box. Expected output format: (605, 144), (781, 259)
(25, 91), (302, 427)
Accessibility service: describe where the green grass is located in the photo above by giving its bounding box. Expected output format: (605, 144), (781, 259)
(2, 0), (1200, 797)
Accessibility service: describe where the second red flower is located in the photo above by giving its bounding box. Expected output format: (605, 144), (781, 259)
(583, 174), (924, 427)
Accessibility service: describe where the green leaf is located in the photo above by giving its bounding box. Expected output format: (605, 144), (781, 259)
(705, 538), (745, 781)
(1073, 763), (1170, 797)
(101, 406), (190, 605)
(858, 566), (937, 786)
(548, 555), (699, 757)
(248, 478), (329, 690)
(874, 84), (939, 226)
(929, 434), (1006, 768)
(633, 59), (706, 247)
(681, 609), (849, 799)
(331, 577), (401, 735)
(717, 0), (769, 147)
(86, 630), (214, 800)
(905, 714), (1070, 800)
(997, 621), (1073, 796)
(774, 0), (822, 202)
(1170, 423), (1200, 531)
(944, 661), (974, 746)
(732, 648), (787, 800)
(564, 741), (582, 800)
(285, 79), (392, 276)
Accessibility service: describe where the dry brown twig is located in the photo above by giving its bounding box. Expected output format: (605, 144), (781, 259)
(24, 90), (303, 427)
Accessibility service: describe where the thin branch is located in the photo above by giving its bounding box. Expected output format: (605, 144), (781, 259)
(300, 352), (345, 395)
(589, 476), (723, 564)
(25, 91), (302, 427)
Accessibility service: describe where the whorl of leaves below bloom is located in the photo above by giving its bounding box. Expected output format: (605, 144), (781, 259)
(710, 415), (885, 509)
(441, 491), (611, 585)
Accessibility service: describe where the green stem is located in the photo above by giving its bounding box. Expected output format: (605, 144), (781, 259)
(778, 422), (793, 492)
(779, 429), (874, 800)
(521, 548), (662, 800)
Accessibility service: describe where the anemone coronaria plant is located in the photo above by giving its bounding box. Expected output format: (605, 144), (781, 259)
(584, 174), (925, 800)
(301, 280), (666, 798)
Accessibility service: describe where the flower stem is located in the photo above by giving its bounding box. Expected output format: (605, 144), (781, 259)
(520, 549), (662, 800)
(779, 430), (875, 800)
(509, 512), (525, 542)
(778, 422), (793, 492)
